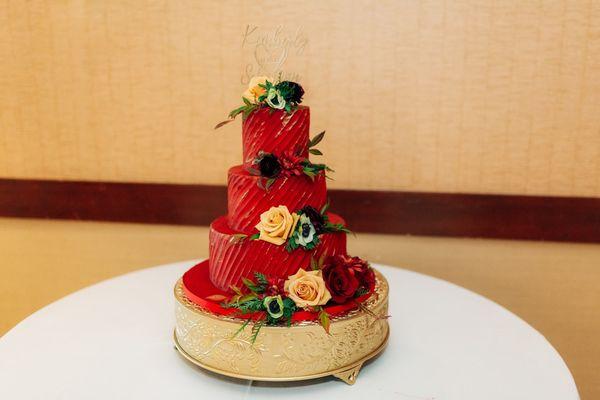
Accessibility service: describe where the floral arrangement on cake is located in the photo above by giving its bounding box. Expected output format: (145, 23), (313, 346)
(222, 254), (376, 342)
(247, 131), (333, 190)
(174, 73), (391, 383)
(215, 76), (305, 129)
(233, 203), (350, 252)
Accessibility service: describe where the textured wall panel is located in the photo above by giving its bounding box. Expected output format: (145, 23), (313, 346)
(0, 1), (599, 196)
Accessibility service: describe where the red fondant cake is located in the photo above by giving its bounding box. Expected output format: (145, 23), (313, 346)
(179, 76), (384, 337)
(174, 77), (389, 384)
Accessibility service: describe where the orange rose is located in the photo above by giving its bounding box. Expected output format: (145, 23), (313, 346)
(255, 205), (299, 245)
(284, 268), (331, 308)
(243, 76), (271, 104)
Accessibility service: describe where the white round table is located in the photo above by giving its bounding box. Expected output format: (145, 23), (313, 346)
(0, 261), (579, 399)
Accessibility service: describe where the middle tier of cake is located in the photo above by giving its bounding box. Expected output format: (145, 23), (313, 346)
(227, 165), (327, 232)
(209, 215), (347, 292)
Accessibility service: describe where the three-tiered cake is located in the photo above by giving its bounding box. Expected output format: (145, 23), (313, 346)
(173, 77), (389, 384)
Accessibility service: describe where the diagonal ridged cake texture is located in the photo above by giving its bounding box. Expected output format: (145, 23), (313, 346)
(242, 106), (310, 167)
(209, 215), (347, 292)
(227, 165), (327, 233)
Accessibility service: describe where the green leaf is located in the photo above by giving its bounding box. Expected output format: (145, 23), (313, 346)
(242, 97), (252, 106)
(229, 233), (248, 244)
(230, 286), (243, 296)
(242, 104), (258, 118)
(303, 170), (316, 181)
(241, 277), (255, 287)
(310, 257), (319, 271)
(281, 297), (297, 325)
(282, 297), (296, 309)
(246, 167), (261, 176)
(308, 131), (326, 148)
(265, 177), (276, 190)
(242, 277), (262, 293)
(320, 200), (330, 215)
(250, 232), (260, 240)
(302, 237), (319, 250)
(318, 308), (331, 334)
(309, 148), (323, 156)
(232, 294), (253, 306)
(318, 252), (328, 269)
(324, 222), (352, 234)
(228, 105), (246, 119)
(285, 235), (300, 252)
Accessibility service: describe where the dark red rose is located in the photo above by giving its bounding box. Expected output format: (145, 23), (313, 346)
(322, 255), (374, 303)
(344, 256), (375, 292)
(279, 150), (305, 177)
(322, 256), (360, 304)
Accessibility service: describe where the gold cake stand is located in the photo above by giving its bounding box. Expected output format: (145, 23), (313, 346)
(173, 269), (390, 385)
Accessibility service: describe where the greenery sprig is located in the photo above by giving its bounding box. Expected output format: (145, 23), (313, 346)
(215, 97), (259, 129)
(302, 160), (334, 181)
(248, 146), (333, 189)
(215, 77), (305, 129)
(320, 201), (353, 235)
(223, 272), (297, 343)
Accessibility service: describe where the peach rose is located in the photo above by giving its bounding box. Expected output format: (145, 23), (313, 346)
(256, 205), (299, 245)
(284, 268), (332, 308)
(243, 76), (272, 104)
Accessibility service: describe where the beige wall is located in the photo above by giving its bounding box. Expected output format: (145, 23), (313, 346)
(1, 1), (600, 196)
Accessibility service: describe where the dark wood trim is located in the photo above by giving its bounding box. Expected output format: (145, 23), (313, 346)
(0, 179), (227, 226)
(1, 178), (599, 243)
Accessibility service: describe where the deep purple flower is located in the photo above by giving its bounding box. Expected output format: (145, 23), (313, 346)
(258, 154), (281, 178)
(299, 206), (326, 234)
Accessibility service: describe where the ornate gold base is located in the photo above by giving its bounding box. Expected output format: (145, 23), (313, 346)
(174, 329), (388, 384)
(173, 269), (389, 384)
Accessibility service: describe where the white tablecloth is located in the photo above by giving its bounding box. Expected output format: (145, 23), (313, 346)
(0, 261), (579, 399)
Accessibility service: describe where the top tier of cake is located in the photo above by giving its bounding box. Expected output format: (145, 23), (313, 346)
(242, 106), (310, 167)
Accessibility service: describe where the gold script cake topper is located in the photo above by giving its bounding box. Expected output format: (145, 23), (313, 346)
(241, 24), (308, 84)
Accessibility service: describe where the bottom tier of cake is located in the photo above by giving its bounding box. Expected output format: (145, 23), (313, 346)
(173, 265), (390, 384)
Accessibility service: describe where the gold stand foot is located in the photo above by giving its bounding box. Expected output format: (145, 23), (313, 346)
(333, 363), (362, 385)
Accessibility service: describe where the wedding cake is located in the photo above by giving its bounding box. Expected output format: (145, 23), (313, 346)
(173, 77), (389, 384)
